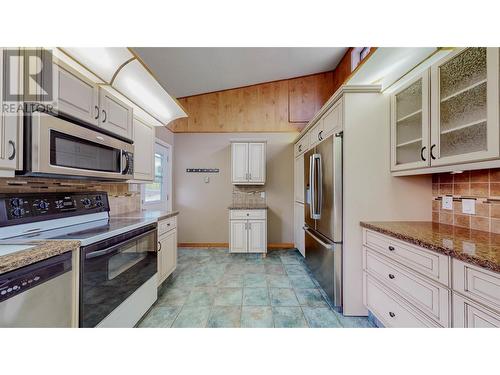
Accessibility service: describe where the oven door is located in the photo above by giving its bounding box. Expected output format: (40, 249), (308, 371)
(80, 224), (157, 328)
(26, 112), (134, 180)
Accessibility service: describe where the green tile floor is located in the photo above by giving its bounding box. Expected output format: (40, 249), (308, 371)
(138, 248), (375, 328)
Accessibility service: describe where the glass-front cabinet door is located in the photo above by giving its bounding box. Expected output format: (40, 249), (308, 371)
(391, 71), (430, 171)
(430, 47), (499, 166)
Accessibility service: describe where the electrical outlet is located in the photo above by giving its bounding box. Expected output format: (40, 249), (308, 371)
(462, 199), (475, 215)
(204, 176), (210, 183)
(442, 196), (453, 210)
(260, 192), (266, 199)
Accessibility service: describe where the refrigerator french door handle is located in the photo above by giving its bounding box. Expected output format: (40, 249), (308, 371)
(309, 154), (314, 219)
(303, 226), (333, 249)
(311, 153), (321, 220)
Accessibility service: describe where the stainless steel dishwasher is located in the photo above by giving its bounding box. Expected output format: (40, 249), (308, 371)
(0, 252), (74, 327)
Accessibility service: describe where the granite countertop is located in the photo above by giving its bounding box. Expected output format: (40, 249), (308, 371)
(360, 221), (500, 273)
(0, 240), (80, 275)
(228, 204), (268, 210)
(111, 210), (179, 221)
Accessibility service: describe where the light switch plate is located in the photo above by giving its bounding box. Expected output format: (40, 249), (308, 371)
(260, 192), (266, 198)
(442, 196), (453, 210)
(462, 199), (475, 215)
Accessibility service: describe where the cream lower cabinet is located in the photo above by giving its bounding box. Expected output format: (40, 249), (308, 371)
(157, 217), (177, 286)
(451, 259), (500, 327)
(294, 202), (305, 257)
(229, 210), (267, 253)
(132, 117), (155, 181)
(363, 228), (500, 327)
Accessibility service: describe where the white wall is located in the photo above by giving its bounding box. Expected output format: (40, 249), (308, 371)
(173, 133), (296, 244)
(342, 92), (432, 316)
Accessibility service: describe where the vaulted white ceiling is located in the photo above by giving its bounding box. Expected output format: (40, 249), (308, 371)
(132, 47), (347, 98)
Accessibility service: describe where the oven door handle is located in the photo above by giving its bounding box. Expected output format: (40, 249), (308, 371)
(85, 228), (157, 260)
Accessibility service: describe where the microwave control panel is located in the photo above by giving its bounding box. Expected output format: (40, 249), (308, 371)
(0, 192), (110, 225)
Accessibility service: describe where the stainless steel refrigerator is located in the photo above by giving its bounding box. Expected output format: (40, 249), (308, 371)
(304, 132), (343, 309)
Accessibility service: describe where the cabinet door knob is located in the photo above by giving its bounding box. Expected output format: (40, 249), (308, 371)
(8, 141), (16, 160)
(94, 106), (99, 120)
(420, 146), (427, 161)
(389, 312), (396, 318)
(102, 109), (107, 123)
(318, 131), (323, 141)
(388, 246), (395, 251)
(157, 241), (162, 252)
(430, 144), (436, 160)
(388, 274), (395, 279)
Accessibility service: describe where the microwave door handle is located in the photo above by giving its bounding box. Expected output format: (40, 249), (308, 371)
(121, 152), (129, 174)
(309, 154), (314, 219)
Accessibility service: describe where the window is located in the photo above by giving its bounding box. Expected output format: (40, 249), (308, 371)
(142, 140), (171, 210)
(351, 47), (372, 71)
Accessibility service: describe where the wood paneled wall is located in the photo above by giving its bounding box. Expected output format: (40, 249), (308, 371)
(168, 49), (360, 133)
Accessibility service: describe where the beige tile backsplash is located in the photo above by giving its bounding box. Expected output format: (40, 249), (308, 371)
(232, 185), (266, 206)
(432, 168), (500, 233)
(0, 177), (141, 215)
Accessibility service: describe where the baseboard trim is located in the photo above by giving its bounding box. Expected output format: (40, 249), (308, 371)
(178, 243), (295, 249)
(178, 243), (229, 248)
(267, 243), (295, 249)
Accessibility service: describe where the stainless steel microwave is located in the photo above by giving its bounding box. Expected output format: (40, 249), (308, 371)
(20, 112), (134, 180)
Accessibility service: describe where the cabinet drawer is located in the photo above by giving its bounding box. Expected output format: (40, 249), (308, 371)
(158, 216), (177, 236)
(364, 273), (439, 328)
(452, 292), (500, 328)
(294, 134), (310, 157)
(229, 210), (266, 220)
(365, 248), (450, 326)
(452, 259), (500, 312)
(364, 230), (450, 286)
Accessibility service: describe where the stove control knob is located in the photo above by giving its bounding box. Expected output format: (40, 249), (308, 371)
(96, 201), (104, 207)
(11, 207), (24, 217)
(37, 200), (49, 210)
(81, 198), (92, 207)
(10, 198), (23, 207)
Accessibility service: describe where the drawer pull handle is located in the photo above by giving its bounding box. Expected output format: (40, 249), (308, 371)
(389, 312), (396, 318)
(246, 213), (249, 216)
(388, 246), (395, 251)
(388, 274), (395, 279)
(157, 241), (162, 252)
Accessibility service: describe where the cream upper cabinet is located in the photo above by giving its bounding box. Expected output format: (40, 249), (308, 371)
(98, 87), (133, 140)
(0, 48), (19, 175)
(132, 117), (154, 181)
(231, 141), (266, 185)
(248, 143), (266, 184)
(430, 47), (499, 166)
(52, 62), (99, 126)
(323, 98), (343, 138)
(391, 71), (430, 171)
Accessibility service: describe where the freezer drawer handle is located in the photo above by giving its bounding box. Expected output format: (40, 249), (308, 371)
(303, 227), (332, 249)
